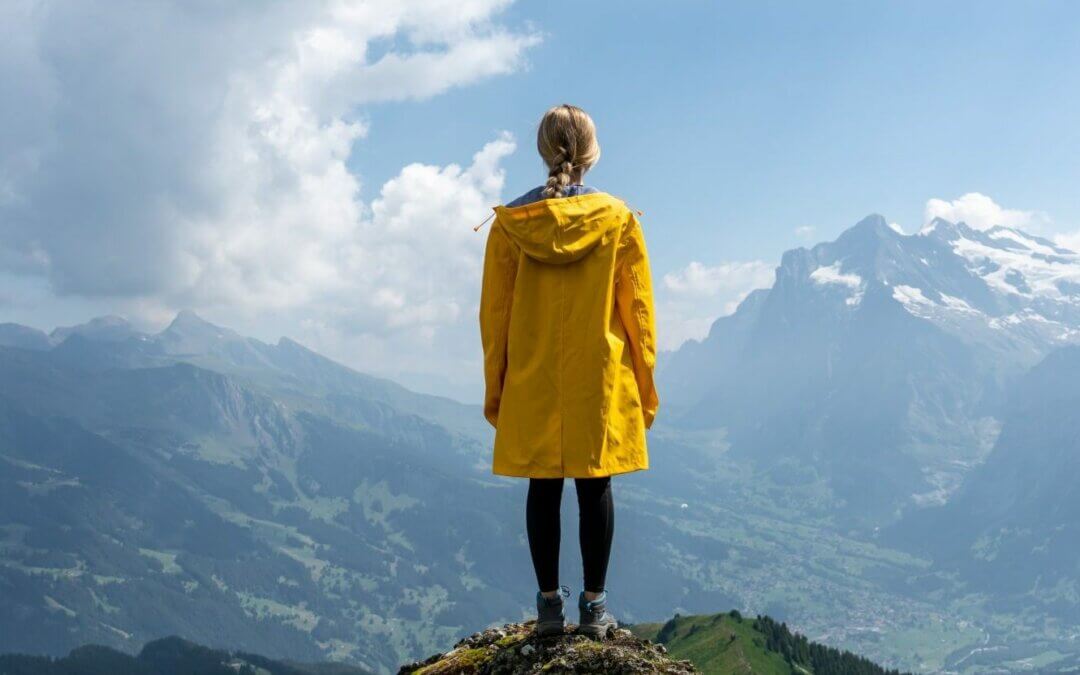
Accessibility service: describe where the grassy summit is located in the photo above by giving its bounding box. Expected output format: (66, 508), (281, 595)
(630, 612), (910, 675)
(398, 620), (696, 674)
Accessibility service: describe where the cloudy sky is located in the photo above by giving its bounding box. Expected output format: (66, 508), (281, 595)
(3, 1), (1080, 401)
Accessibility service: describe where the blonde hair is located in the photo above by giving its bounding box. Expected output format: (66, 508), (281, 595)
(537, 104), (601, 199)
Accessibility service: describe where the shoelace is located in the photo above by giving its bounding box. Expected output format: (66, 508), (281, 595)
(538, 585), (571, 604)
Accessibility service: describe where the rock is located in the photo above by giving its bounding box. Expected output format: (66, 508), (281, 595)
(397, 620), (698, 674)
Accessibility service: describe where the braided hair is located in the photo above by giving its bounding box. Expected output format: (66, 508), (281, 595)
(537, 105), (601, 199)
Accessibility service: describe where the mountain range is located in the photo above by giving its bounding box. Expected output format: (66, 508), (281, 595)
(658, 214), (1080, 670)
(0, 310), (745, 673)
(661, 214), (1080, 526)
(4, 214), (1080, 672)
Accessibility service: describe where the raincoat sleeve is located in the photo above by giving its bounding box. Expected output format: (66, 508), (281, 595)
(479, 219), (519, 428)
(615, 214), (660, 429)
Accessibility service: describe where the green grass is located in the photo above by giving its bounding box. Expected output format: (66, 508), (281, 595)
(631, 613), (794, 675)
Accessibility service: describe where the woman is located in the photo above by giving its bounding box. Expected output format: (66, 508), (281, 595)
(479, 104), (659, 638)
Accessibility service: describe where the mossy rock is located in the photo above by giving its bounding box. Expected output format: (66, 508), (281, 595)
(399, 620), (697, 674)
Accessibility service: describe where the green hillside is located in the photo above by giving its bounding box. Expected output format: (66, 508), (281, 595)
(631, 612), (909, 675)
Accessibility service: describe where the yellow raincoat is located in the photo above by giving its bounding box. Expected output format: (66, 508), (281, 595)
(479, 192), (659, 478)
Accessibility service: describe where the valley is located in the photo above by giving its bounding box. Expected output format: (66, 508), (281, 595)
(4, 214), (1080, 672)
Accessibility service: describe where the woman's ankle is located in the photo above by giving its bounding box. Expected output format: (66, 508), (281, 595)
(583, 589), (604, 602)
(540, 588), (561, 599)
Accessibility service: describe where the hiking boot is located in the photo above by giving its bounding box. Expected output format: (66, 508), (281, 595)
(576, 590), (618, 638)
(535, 586), (570, 636)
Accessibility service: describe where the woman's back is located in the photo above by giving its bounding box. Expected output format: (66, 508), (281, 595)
(480, 189), (658, 478)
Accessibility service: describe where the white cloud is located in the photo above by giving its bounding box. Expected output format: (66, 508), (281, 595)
(659, 260), (774, 349)
(663, 261), (774, 296)
(0, 0), (538, 400)
(794, 225), (816, 239)
(1053, 231), (1080, 253)
(924, 192), (1048, 232)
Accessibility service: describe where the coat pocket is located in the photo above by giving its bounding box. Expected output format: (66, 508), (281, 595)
(602, 315), (631, 420)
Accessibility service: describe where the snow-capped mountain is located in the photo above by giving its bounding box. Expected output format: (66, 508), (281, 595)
(660, 214), (1080, 527)
(784, 214), (1080, 363)
(902, 218), (1080, 354)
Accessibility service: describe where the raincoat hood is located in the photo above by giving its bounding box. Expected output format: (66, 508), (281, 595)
(493, 192), (628, 265)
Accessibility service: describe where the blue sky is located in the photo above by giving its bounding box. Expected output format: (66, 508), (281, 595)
(360, 0), (1080, 269)
(2, 1), (1079, 400)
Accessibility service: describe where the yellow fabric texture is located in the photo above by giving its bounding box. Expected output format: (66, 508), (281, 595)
(479, 192), (659, 478)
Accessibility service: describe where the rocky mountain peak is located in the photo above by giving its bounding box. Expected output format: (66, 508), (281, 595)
(157, 310), (242, 355)
(50, 314), (141, 343)
(162, 309), (232, 337)
(919, 216), (969, 240)
(777, 213), (900, 288)
(398, 621), (696, 674)
(838, 212), (894, 240)
(0, 322), (52, 350)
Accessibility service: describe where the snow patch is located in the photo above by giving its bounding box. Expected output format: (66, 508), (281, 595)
(940, 294), (978, 314)
(810, 262), (862, 289)
(893, 285), (933, 309)
(811, 262), (865, 307)
(987, 228), (1060, 256)
(951, 235), (1080, 300)
(894, 286), (985, 321)
(44, 595), (77, 618)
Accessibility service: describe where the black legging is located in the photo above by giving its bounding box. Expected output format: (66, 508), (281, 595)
(526, 477), (614, 594)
